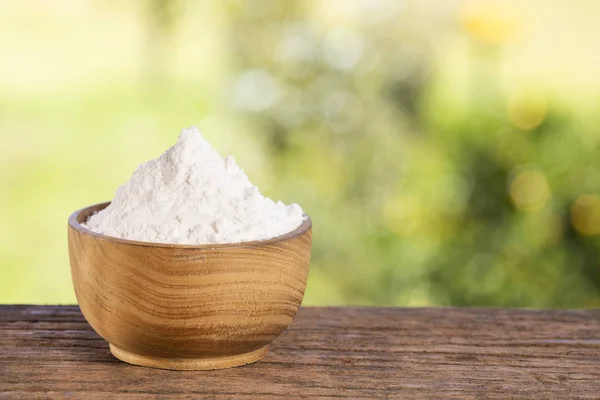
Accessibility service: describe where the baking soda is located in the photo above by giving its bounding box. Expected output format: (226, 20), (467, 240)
(84, 126), (305, 244)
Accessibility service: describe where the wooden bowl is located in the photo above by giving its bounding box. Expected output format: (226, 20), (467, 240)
(68, 202), (312, 370)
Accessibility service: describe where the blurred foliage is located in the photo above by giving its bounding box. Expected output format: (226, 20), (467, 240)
(2, 0), (600, 307)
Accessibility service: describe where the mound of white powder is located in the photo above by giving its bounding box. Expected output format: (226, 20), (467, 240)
(84, 126), (305, 244)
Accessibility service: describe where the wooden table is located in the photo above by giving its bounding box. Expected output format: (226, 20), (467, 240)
(2, 306), (600, 399)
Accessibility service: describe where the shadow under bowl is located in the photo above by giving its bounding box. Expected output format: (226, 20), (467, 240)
(68, 202), (312, 370)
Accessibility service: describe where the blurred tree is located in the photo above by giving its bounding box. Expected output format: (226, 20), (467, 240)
(222, 0), (600, 307)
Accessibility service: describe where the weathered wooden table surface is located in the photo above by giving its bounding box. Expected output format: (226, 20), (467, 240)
(1, 306), (600, 399)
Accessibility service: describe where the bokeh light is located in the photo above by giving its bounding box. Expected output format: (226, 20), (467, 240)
(571, 194), (600, 236)
(509, 169), (550, 212)
(460, 0), (521, 45)
(507, 89), (547, 131)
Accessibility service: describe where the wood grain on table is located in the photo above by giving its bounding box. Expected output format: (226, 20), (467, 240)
(1, 305), (600, 399)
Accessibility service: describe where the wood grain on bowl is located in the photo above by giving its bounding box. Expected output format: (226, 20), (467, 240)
(68, 202), (312, 370)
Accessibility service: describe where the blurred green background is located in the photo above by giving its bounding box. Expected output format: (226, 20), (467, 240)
(3, 0), (600, 307)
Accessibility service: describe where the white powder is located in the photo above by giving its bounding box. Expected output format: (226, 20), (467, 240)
(84, 126), (305, 244)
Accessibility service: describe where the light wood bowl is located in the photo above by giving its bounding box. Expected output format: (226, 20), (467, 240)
(68, 202), (312, 371)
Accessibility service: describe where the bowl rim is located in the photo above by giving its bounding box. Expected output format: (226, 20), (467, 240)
(69, 201), (312, 249)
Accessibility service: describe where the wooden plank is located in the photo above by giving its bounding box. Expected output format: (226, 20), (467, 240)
(1, 306), (600, 399)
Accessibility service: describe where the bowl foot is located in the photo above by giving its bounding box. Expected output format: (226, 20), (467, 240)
(109, 344), (269, 370)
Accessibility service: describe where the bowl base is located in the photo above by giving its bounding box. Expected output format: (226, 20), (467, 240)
(109, 344), (269, 371)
